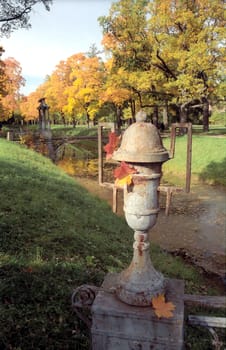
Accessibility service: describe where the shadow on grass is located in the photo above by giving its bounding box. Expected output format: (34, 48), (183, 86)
(0, 156), (133, 349)
(0, 261), (97, 350)
(199, 157), (226, 186)
(192, 126), (226, 135)
(0, 155), (127, 348)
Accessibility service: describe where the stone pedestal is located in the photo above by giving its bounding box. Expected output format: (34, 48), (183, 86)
(91, 274), (184, 350)
(7, 131), (14, 141)
(38, 130), (55, 161)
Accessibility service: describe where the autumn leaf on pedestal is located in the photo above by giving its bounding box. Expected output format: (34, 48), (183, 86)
(115, 174), (133, 187)
(104, 132), (120, 159)
(152, 294), (175, 319)
(114, 161), (137, 188)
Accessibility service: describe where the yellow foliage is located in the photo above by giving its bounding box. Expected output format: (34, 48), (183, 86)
(115, 174), (133, 188)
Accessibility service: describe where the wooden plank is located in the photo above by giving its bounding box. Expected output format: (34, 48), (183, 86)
(169, 125), (176, 158)
(98, 126), (103, 184)
(184, 294), (226, 309)
(165, 187), (173, 216)
(100, 183), (184, 215)
(172, 122), (191, 128)
(98, 122), (115, 130)
(188, 315), (226, 328)
(98, 122), (116, 185)
(112, 186), (118, 213)
(158, 186), (183, 215)
(100, 182), (115, 189)
(99, 182), (121, 213)
(186, 123), (192, 193)
(169, 123), (192, 193)
(158, 185), (183, 193)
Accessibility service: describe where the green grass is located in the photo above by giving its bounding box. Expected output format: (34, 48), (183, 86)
(51, 125), (99, 138)
(0, 139), (132, 349)
(162, 134), (226, 186)
(192, 125), (226, 135)
(210, 110), (226, 126)
(0, 138), (224, 349)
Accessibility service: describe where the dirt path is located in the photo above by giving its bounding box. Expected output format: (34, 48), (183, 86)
(76, 177), (226, 281)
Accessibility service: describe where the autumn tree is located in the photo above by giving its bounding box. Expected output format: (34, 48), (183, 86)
(1, 57), (25, 121)
(19, 68), (71, 124)
(63, 53), (105, 127)
(147, 0), (226, 131)
(24, 53), (106, 127)
(19, 87), (46, 123)
(20, 55), (86, 125)
(43, 59), (74, 124)
(87, 43), (103, 58)
(0, 0), (52, 37)
(99, 59), (134, 127)
(99, 0), (157, 123)
(99, 0), (226, 130)
(0, 47), (8, 116)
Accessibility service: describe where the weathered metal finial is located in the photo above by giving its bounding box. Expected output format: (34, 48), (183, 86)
(135, 110), (147, 122)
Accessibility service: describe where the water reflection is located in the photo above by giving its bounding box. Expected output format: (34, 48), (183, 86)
(57, 158), (98, 178)
(55, 140), (116, 181)
(55, 141), (99, 178)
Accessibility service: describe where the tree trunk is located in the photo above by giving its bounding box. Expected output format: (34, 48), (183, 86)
(163, 104), (168, 129)
(72, 117), (77, 128)
(152, 105), (158, 127)
(116, 106), (123, 129)
(61, 113), (66, 126)
(202, 97), (209, 132)
(179, 103), (188, 135)
(130, 99), (136, 123)
(86, 112), (90, 128)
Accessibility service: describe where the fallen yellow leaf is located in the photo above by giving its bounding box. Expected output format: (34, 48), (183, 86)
(152, 294), (175, 319)
(115, 174), (133, 188)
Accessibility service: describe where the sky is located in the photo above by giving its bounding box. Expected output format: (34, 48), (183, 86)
(0, 0), (113, 95)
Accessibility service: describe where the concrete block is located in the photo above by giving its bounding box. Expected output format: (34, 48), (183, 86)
(91, 274), (184, 350)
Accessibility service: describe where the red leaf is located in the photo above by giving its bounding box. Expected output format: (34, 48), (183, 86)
(104, 132), (120, 159)
(114, 161), (137, 180)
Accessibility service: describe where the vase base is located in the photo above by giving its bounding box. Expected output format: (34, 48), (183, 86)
(116, 275), (165, 306)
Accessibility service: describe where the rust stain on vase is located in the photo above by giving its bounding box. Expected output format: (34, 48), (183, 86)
(138, 234), (145, 256)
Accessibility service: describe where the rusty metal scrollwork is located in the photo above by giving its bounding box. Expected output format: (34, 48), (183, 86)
(208, 328), (223, 350)
(71, 285), (99, 329)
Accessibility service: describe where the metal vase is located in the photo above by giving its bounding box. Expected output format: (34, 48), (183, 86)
(116, 170), (165, 306)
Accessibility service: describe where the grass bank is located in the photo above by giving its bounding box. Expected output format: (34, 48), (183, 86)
(0, 139), (224, 349)
(162, 134), (226, 187)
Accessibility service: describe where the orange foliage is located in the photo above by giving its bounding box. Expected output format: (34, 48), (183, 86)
(19, 91), (41, 121)
(151, 294), (175, 319)
(1, 57), (24, 118)
(101, 33), (117, 50)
